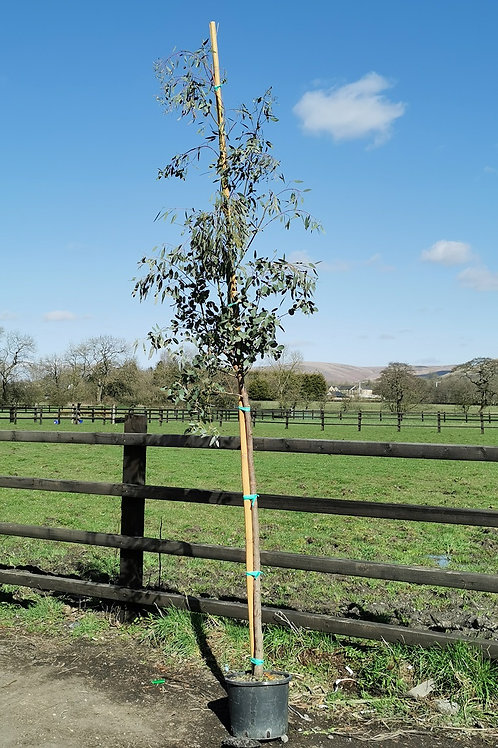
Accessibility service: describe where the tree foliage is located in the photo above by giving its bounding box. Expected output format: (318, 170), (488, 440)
(301, 372), (328, 404)
(133, 41), (320, 420)
(374, 362), (426, 413)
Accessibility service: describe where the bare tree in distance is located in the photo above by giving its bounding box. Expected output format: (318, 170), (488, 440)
(455, 357), (498, 413)
(265, 347), (304, 410)
(67, 335), (129, 403)
(0, 329), (36, 404)
(35, 354), (71, 406)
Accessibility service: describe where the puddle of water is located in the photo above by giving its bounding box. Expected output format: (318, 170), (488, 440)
(427, 554), (451, 568)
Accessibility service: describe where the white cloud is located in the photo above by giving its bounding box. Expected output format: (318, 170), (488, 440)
(43, 310), (76, 321)
(458, 265), (498, 291)
(0, 311), (17, 321)
(287, 250), (317, 264)
(421, 240), (472, 266)
(294, 72), (406, 146)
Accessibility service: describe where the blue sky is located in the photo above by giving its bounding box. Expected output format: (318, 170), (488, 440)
(1, 1), (497, 367)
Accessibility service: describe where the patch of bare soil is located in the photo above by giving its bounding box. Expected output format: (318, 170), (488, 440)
(0, 629), (496, 748)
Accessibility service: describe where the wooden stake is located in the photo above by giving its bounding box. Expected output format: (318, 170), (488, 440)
(209, 21), (263, 675)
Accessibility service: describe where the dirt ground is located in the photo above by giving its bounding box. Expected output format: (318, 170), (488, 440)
(0, 630), (496, 748)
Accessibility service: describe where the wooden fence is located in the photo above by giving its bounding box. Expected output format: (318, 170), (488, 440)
(1, 404), (498, 434)
(0, 415), (497, 657)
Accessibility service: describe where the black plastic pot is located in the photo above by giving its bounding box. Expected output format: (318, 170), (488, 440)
(225, 670), (291, 741)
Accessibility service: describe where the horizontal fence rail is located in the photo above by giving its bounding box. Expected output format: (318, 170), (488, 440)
(1, 567), (496, 658)
(1, 429), (498, 461)
(0, 521), (497, 593)
(0, 476), (497, 527)
(0, 419), (497, 656)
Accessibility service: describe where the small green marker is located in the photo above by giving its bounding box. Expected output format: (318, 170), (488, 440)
(151, 678), (166, 685)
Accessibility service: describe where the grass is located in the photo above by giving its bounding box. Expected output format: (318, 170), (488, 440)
(0, 419), (497, 612)
(0, 588), (496, 728)
(0, 417), (497, 726)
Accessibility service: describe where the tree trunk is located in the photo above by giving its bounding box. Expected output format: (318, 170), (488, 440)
(238, 377), (264, 678)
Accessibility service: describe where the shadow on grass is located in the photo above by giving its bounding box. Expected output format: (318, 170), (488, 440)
(189, 611), (227, 688)
(0, 586), (34, 609)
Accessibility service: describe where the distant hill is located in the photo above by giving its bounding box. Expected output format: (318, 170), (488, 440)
(296, 362), (456, 385)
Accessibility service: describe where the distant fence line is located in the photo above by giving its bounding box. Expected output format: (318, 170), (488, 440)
(0, 417), (497, 657)
(0, 405), (497, 434)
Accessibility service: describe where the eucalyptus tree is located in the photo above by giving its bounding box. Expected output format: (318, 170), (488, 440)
(134, 41), (319, 417)
(134, 31), (320, 675)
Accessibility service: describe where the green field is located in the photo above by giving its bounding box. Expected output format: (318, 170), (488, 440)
(0, 418), (496, 624)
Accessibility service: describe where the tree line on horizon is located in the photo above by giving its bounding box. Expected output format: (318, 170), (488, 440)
(0, 328), (496, 413)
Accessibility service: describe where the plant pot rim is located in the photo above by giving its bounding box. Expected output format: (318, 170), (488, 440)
(225, 670), (292, 687)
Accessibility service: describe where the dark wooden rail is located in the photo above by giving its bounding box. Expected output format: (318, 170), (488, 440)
(0, 476), (496, 526)
(0, 567), (496, 658)
(1, 429), (498, 461)
(0, 521), (496, 593)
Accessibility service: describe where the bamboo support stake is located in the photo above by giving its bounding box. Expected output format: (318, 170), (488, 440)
(238, 391), (255, 657)
(209, 21), (263, 674)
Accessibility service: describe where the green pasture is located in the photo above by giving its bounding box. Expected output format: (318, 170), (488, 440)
(0, 418), (496, 621)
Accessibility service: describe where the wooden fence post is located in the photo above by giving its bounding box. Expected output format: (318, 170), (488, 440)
(321, 409), (325, 431)
(481, 411), (485, 435)
(437, 411), (441, 433)
(357, 411), (362, 432)
(119, 414), (147, 589)
(397, 412), (402, 432)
